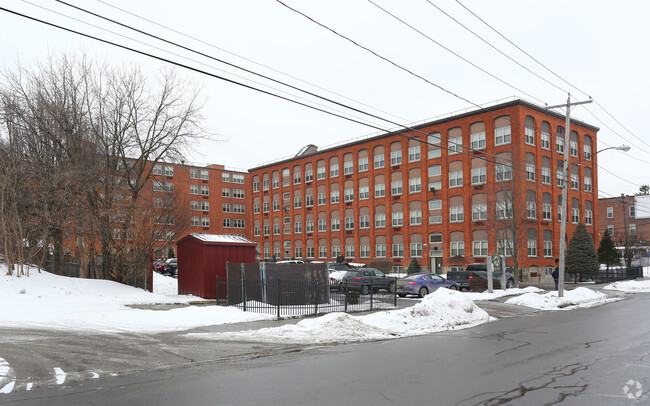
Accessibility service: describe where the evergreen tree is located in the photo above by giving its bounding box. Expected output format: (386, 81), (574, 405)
(566, 223), (599, 282)
(269, 254), (277, 263)
(597, 229), (621, 270)
(167, 247), (175, 259)
(336, 254), (345, 263)
(407, 258), (421, 274)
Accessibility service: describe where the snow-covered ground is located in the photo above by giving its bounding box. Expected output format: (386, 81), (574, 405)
(0, 265), (624, 337)
(603, 279), (650, 293)
(505, 287), (620, 310)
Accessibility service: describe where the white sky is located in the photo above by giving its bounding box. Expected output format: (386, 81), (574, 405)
(1, 0), (649, 198)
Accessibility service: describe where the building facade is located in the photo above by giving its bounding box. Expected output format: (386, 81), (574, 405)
(598, 195), (650, 263)
(248, 99), (600, 280)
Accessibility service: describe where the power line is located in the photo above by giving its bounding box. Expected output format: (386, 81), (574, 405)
(365, 0), (546, 104)
(454, 0), (591, 100)
(418, 0), (567, 96)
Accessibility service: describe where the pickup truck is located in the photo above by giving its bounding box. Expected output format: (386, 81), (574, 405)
(447, 264), (515, 291)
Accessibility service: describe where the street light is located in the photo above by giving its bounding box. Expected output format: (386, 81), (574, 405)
(557, 144), (631, 297)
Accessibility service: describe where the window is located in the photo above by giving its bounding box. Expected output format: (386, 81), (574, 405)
(496, 201), (512, 220)
(375, 183), (386, 198)
(330, 163), (339, 177)
(392, 211), (404, 227)
(375, 213), (386, 228)
(472, 204), (487, 221)
(319, 245), (327, 259)
(343, 160), (354, 175)
(450, 241), (464, 257)
(190, 184), (199, 195)
(541, 122), (550, 149)
(630, 224), (637, 236)
(317, 166), (326, 180)
(449, 170), (463, 188)
(253, 180), (259, 193)
(360, 214), (370, 229)
(409, 177), (421, 193)
(544, 241), (552, 257)
(527, 201), (536, 219)
(263, 224), (270, 236)
(263, 176), (270, 191)
(584, 144), (592, 161)
(525, 116), (535, 145)
(410, 209), (422, 225)
(585, 209), (593, 226)
(607, 224), (614, 235)
(374, 152), (385, 169)
(497, 240), (513, 257)
(345, 244), (355, 258)
(526, 163), (535, 181)
(360, 244), (370, 258)
(392, 242), (404, 257)
(543, 203), (552, 221)
(318, 218), (327, 232)
(542, 167), (551, 185)
(494, 116), (511, 145)
(630, 206), (636, 218)
(391, 179), (403, 196)
(305, 169), (313, 183)
(293, 170), (301, 185)
(344, 187), (354, 202)
(390, 150), (402, 166)
(294, 195), (302, 209)
(273, 198), (280, 212)
(306, 246), (315, 258)
(408, 145), (421, 162)
(473, 240), (488, 257)
(528, 240), (537, 257)
(429, 199), (442, 224)
(153, 165), (162, 175)
(572, 208), (579, 224)
(294, 220), (302, 234)
(331, 218), (340, 231)
(331, 189), (340, 204)
(556, 126), (565, 154)
(306, 220), (314, 233)
(607, 207), (613, 218)
(496, 163), (512, 181)
(472, 167), (486, 185)
(317, 192), (327, 206)
(410, 243), (423, 257)
(345, 216), (354, 230)
(470, 122), (486, 150)
(272, 174), (280, 189)
(448, 136), (462, 155)
(263, 200), (270, 213)
(428, 132), (442, 159)
(376, 243), (387, 258)
(305, 193), (313, 207)
(359, 153), (369, 172)
(359, 185), (369, 200)
(450, 205), (464, 223)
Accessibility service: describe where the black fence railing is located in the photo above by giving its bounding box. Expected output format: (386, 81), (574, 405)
(594, 266), (644, 284)
(216, 277), (397, 317)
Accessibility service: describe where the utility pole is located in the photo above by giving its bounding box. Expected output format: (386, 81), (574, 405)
(621, 194), (629, 270)
(546, 94), (592, 298)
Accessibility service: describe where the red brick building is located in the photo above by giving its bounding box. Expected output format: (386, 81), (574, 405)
(598, 195), (650, 259)
(248, 99), (600, 281)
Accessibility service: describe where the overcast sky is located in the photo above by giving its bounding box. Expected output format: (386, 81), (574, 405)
(1, 0), (648, 200)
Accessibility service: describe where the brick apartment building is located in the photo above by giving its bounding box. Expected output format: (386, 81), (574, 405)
(599, 195), (650, 260)
(248, 99), (600, 280)
(63, 162), (251, 259)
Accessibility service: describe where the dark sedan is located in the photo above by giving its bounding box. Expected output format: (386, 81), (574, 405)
(342, 268), (395, 294)
(396, 273), (458, 298)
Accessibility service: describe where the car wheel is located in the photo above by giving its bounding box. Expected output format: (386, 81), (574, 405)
(448, 285), (458, 290)
(418, 287), (428, 298)
(387, 282), (395, 293)
(506, 279), (515, 289)
(361, 285), (370, 295)
(398, 293), (406, 298)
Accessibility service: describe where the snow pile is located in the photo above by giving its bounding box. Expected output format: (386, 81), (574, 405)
(464, 286), (544, 301)
(603, 279), (650, 293)
(504, 287), (618, 310)
(188, 288), (491, 344)
(0, 266), (273, 332)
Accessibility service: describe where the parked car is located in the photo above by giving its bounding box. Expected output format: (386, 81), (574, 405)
(327, 262), (351, 272)
(152, 259), (166, 273)
(329, 270), (348, 290)
(342, 268), (395, 294)
(163, 258), (177, 276)
(447, 263), (515, 291)
(396, 273), (458, 298)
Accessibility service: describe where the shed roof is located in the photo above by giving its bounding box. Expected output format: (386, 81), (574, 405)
(177, 233), (257, 246)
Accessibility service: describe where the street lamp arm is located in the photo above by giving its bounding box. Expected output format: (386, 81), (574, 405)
(577, 145), (631, 165)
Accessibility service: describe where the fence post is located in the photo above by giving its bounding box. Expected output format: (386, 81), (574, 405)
(370, 277), (374, 310)
(394, 277), (397, 307)
(241, 263), (246, 312)
(344, 279), (348, 312)
(314, 280), (318, 315)
(277, 279), (281, 318)
(216, 275), (219, 305)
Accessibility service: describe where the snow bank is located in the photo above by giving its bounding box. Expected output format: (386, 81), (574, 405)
(603, 279), (650, 293)
(187, 288), (492, 344)
(504, 287), (618, 310)
(464, 286), (543, 301)
(0, 266), (273, 332)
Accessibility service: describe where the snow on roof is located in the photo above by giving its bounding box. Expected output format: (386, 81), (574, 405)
(189, 233), (255, 245)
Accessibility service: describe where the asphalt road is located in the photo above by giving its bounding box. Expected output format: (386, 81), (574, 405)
(3, 291), (649, 405)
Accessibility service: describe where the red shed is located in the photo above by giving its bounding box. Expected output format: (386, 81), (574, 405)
(176, 233), (257, 299)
